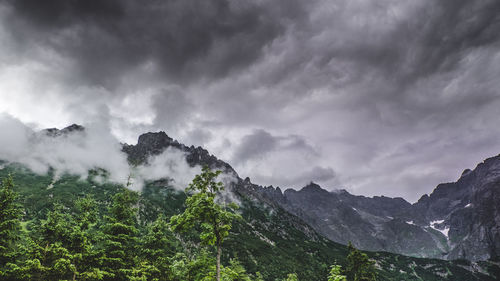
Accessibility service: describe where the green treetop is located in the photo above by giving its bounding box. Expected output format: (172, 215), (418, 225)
(170, 166), (241, 281)
(0, 174), (22, 277)
(328, 263), (347, 281)
(345, 242), (377, 281)
(138, 214), (179, 280)
(101, 189), (140, 281)
(283, 273), (299, 281)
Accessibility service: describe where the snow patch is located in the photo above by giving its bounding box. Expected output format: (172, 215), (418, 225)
(430, 220), (449, 238)
(406, 220), (415, 225)
(465, 203), (472, 208)
(430, 220), (444, 225)
(441, 227), (450, 237)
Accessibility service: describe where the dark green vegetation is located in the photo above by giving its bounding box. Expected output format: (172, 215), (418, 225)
(0, 163), (499, 280)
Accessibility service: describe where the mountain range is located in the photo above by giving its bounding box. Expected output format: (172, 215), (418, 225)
(120, 128), (500, 262)
(1, 124), (499, 280)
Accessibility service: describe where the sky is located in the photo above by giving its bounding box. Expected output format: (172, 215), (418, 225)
(1, 0), (500, 202)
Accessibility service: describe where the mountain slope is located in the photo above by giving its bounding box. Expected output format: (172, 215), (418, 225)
(256, 155), (500, 261)
(1, 161), (499, 281)
(414, 155), (500, 260)
(0, 126), (499, 280)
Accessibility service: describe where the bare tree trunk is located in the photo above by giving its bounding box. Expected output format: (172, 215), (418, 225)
(216, 242), (221, 281)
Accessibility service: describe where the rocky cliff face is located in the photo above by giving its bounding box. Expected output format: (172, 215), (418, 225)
(90, 128), (500, 261)
(256, 156), (500, 261)
(413, 155), (500, 260)
(256, 182), (448, 258)
(122, 131), (236, 176)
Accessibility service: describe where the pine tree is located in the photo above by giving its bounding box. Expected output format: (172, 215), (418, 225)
(327, 263), (347, 281)
(101, 189), (139, 281)
(72, 195), (106, 280)
(170, 166), (241, 281)
(345, 242), (377, 281)
(0, 174), (22, 278)
(21, 204), (77, 280)
(139, 214), (179, 280)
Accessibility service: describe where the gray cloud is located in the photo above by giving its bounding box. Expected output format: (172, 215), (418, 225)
(2, 0), (302, 88)
(0, 114), (205, 191)
(231, 129), (278, 163)
(1, 0), (500, 201)
(231, 129), (336, 188)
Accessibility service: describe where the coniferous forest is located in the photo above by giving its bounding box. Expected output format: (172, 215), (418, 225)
(0, 166), (372, 281)
(0, 162), (498, 281)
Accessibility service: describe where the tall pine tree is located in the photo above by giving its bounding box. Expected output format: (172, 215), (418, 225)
(0, 174), (22, 278)
(138, 214), (178, 280)
(21, 204), (77, 280)
(101, 189), (139, 281)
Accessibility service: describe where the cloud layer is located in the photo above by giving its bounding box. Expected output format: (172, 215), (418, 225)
(0, 114), (201, 191)
(1, 0), (500, 201)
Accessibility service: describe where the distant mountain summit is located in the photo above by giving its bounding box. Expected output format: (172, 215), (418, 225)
(42, 124), (85, 137)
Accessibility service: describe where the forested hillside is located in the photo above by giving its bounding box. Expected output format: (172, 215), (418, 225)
(0, 162), (498, 281)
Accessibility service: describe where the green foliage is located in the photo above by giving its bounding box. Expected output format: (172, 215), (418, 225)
(0, 174), (22, 278)
(345, 242), (377, 281)
(283, 273), (299, 281)
(138, 214), (179, 280)
(20, 204), (77, 280)
(328, 264), (346, 281)
(170, 166), (242, 281)
(1, 164), (500, 281)
(170, 166), (241, 246)
(202, 259), (252, 281)
(101, 189), (139, 280)
(169, 250), (213, 281)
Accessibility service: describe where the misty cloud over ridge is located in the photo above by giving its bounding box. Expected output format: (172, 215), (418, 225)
(0, 0), (500, 201)
(0, 115), (201, 191)
(0, 114), (131, 184)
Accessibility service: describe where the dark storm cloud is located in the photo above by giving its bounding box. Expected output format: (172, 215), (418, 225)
(1, 0), (500, 201)
(232, 129), (318, 164)
(232, 129), (278, 163)
(230, 129), (336, 188)
(3, 0), (303, 88)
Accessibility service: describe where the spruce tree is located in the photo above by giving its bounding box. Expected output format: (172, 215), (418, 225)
(0, 174), (22, 278)
(22, 204), (77, 280)
(139, 214), (178, 280)
(345, 242), (377, 281)
(72, 195), (106, 280)
(101, 189), (139, 281)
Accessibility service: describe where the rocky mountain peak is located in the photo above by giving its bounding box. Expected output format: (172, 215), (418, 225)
(42, 123), (85, 137)
(300, 182), (325, 193)
(122, 131), (182, 165)
(136, 131), (181, 153)
(123, 131), (237, 176)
